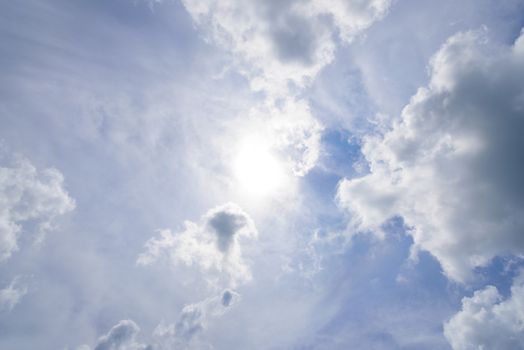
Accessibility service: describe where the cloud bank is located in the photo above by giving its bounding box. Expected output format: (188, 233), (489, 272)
(338, 28), (524, 282)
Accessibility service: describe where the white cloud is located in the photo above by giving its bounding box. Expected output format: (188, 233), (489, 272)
(0, 151), (75, 262)
(0, 276), (28, 313)
(337, 28), (524, 282)
(180, 0), (390, 95)
(153, 290), (239, 349)
(180, 0), (391, 177)
(138, 203), (257, 288)
(94, 320), (152, 350)
(444, 271), (524, 350)
(244, 98), (323, 177)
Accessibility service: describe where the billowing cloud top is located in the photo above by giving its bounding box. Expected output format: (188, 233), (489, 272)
(338, 28), (524, 282)
(444, 270), (524, 349)
(181, 0), (390, 94)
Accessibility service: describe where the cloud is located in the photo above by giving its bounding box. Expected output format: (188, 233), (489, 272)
(94, 320), (152, 350)
(179, 0), (391, 177)
(90, 293), (239, 350)
(0, 276), (28, 313)
(444, 271), (524, 349)
(337, 28), (524, 282)
(153, 290), (239, 349)
(138, 203), (257, 287)
(139, 204), (248, 347)
(180, 0), (390, 94)
(0, 151), (75, 262)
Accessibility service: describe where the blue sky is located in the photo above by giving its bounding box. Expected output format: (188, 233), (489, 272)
(1, 1), (524, 349)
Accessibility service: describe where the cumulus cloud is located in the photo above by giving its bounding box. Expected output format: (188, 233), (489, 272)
(180, 0), (390, 177)
(444, 271), (524, 349)
(337, 28), (524, 281)
(180, 0), (390, 94)
(94, 320), (152, 350)
(0, 276), (28, 313)
(138, 203), (257, 287)
(0, 151), (75, 262)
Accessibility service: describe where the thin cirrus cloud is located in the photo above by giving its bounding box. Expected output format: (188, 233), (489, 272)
(338, 28), (524, 283)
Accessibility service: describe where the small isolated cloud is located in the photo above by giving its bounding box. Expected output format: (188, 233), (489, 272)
(153, 290), (239, 349)
(338, 28), (524, 282)
(0, 276), (28, 313)
(94, 320), (152, 350)
(444, 271), (524, 349)
(138, 203), (257, 288)
(0, 151), (75, 262)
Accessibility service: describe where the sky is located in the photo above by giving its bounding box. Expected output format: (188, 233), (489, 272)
(1, 0), (524, 349)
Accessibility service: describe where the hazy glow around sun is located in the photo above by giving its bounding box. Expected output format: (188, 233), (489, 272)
(233, 136), (287, 196)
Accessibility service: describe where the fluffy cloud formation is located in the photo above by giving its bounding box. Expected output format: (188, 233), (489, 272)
(0, 276), (27, 313)
(180, 0), (390, 177)
(0, 152), (75, 262)
(444, 271), (524, 349)
(92, 291), (239, 350)
(138, 203), (257, 287)
(338, 28), (524, 281)
(153, 290), (239, 349)
(180, 0), (390, 93)
(93, 320), (152, 350)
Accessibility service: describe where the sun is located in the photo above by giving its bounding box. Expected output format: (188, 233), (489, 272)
(233, 136), (286, 196)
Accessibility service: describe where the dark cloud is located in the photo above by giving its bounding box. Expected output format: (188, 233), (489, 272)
(221, 290), (233, 307)
(206, 203), (252, 253)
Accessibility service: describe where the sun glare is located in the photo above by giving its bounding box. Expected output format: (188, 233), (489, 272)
(233, 137), (286, 196)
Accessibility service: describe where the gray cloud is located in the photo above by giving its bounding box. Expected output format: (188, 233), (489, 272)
(444, 271), (524, 349)
(206, 203), (252, 253)
(338, 28), (524, 282)
(221, 290), (233, 307)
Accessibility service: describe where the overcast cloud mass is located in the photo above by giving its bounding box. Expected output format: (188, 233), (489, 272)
(1, 0), (524, 349)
